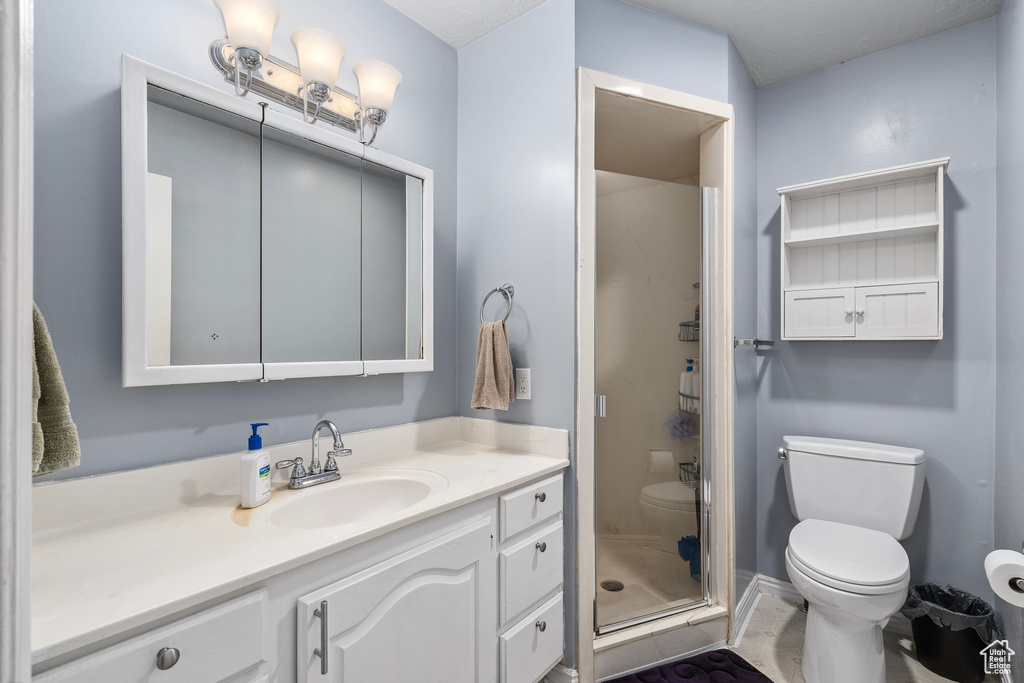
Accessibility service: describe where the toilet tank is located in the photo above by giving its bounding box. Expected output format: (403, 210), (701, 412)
(781, 436), (926, 540)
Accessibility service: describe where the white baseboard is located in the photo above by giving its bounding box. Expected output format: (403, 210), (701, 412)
(543, 663), (579, 683)
(729, 577), (762, 647)
(754, 573), (803, 605)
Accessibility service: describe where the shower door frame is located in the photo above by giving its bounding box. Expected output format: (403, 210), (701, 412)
(575, 68), (735, 683)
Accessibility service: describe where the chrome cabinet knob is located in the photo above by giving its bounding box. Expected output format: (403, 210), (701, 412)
(855, 309), (865, 316)
(536, 542), (547, 552)
(156, 646), (180, 670)
(535, 492), (547, 503)
(536, 620), (547, 632)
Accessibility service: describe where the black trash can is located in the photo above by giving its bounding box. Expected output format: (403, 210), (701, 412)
(901, 584), (1000, 683)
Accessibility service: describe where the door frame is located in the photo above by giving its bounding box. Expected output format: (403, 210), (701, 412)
(575, 68), (735, 682)
(0, 0), (34, 679)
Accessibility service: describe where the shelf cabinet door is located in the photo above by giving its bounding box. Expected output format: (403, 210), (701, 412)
(784, 287), (855, 338)
(855, 282), (938, 339)
(296, 519), (496, 683)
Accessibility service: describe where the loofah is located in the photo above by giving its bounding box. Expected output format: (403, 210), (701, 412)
(664, 412), (695, 442)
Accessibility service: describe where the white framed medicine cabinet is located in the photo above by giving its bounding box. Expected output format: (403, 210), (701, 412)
(779, 157), (948, 340)
(121, 56), (433, 387)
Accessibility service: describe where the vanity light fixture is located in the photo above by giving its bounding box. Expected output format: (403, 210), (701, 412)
(210, 0), (402, 144)
(291, 28), (347, 125)
(213, 0), (280, 97)
(353, 60), (402, 146)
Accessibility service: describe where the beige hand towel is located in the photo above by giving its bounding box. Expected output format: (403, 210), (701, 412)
(471, 321), (515, 411)
(32, 303), (80, 475)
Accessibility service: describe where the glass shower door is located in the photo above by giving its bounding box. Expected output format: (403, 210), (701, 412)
(593, 181), (714, 634)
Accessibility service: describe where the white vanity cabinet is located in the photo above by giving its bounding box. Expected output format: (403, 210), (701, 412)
(293, 473), (566, 683)
(779, 158), (948, 340)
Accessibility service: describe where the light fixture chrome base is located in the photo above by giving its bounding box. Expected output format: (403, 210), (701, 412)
(299, 81), (332, 124)
(355, 108), (387, 146)
(209, 39), (358, 132)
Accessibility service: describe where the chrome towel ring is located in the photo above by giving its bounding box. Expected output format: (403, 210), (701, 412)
(480, 283), (515, 323)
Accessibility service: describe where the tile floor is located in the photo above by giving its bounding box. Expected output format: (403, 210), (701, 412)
(732, 595), (999, 682)
(595, 535), (703, 628)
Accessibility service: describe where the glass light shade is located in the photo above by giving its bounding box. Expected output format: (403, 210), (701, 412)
(353, 60), (403, 114)
(214, 0), (280, 57)
(291, 28), (347, 87)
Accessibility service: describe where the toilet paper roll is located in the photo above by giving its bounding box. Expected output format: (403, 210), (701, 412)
(648, 449), (675, 474)
(985, 549), (1024, 607)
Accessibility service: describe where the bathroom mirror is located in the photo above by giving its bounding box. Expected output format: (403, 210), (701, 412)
(122, 56), (433, 386)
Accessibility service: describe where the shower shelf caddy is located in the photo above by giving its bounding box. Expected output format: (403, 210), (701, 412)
(678, 321), (699, 342)
(778, 157), (948, 340)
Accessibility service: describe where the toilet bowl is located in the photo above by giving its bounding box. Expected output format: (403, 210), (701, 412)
(785, 519), (911, 683)
(639, 480), (698, 553)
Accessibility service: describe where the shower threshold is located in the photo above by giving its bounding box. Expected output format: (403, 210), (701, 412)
(596, 597), (711, 637)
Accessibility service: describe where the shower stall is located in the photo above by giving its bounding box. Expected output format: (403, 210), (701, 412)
(577, 68), (734, 682)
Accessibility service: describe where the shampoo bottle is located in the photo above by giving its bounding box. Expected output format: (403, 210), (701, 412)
(241, 423), (271, 509)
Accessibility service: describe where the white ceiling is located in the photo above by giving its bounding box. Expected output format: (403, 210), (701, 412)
(383, 0), (1000, 87)
(627, 0), (1000, 87)
(381, 0), (547, 48)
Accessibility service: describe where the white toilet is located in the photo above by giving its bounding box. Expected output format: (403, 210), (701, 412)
(640, 480), (698, 552)
(781, 436), (925, 683)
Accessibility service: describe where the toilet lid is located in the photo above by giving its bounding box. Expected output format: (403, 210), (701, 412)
(640, 481), (697, 511)
(788, 519), (909, 587)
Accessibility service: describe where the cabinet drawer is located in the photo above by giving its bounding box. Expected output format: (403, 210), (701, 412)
(500, 593), (563, 683)
(500, 475), (562, 541)
(500, 522), (563, 625)
(34, 591), (269, 683)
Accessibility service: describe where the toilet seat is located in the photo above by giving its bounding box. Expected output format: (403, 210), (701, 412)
(787, 519), (909, 595)
(640, 481), (697, 511)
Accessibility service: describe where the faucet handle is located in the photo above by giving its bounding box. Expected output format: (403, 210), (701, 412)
(276, 457), (307, 479)
(324, 449), (351, 473)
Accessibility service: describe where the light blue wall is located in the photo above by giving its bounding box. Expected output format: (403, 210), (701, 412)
(456, 0), (577, 433)
(756, 19), (998, 598)
(575, 0), (730, 102)
(456, 0), (578, 662)
(728, 38), (760, 604)
(996, 0), (1024, 666)
(33, 0), (458, 480)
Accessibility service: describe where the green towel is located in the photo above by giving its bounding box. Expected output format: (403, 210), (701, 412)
(32, 303), (80, 476)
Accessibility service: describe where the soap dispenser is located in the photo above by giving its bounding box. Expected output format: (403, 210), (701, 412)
(241, 423), (271, 509)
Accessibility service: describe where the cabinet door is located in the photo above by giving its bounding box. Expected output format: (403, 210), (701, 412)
(296, 519), (496, 683)
(855, 282), (938, 338)
(784, 287), (855, 338)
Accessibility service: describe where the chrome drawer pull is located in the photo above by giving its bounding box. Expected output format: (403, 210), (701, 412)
(535, 541), (547, 552)
(536, 620), (547, 632)
(535, 492), (546, 502)
(155, 647), (180, 670)
(313, 600), (328, 675)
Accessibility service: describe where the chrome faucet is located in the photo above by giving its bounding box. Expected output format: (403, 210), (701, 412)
(275, 419), (353, 490)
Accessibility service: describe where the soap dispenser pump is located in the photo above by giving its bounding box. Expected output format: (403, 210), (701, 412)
(241, 423), (271, 509)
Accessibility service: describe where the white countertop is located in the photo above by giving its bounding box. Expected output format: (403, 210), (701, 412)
(31, 417), (569, 663)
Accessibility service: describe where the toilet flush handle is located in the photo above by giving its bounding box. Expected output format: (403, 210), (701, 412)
(777, 447), (788, 460)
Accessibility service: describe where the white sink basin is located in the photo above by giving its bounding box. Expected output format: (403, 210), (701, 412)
(266, 469), (449, 530)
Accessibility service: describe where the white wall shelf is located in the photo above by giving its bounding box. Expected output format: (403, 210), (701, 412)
(779, 157), (948, 341)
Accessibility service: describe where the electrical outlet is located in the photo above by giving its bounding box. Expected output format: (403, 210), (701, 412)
(515, 368), (531, 399)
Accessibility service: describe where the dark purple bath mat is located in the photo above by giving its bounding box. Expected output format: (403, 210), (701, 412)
(604, 649), (775, 682)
